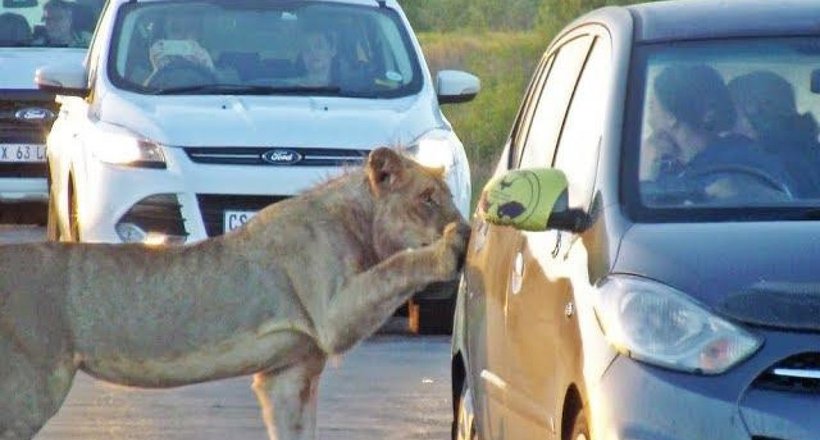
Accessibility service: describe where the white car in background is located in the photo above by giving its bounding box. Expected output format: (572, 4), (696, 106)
(0, 0), (102, 223)
(37, 0), (479, 334)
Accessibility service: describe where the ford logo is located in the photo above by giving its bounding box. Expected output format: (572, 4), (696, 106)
(15, 107), (55, 123)
(261, 149), (303, 165)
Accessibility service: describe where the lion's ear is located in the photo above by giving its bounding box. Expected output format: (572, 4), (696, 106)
(367, 147), (406, 195)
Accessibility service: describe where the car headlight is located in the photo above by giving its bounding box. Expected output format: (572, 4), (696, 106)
(595, 276), (762, 374)
(89, 131), (166, 169)
(403, 129), (471, 219)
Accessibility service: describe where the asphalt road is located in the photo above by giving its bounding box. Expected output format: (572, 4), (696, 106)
(0, 226), (453, 440)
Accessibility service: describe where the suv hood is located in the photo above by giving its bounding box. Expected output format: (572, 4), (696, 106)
(0, 48), (86, 89)
(98, 93), (444, 148)
(614, 222), (820, 331)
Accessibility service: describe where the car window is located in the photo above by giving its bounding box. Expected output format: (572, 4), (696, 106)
(107, 0), (422, 98)
(508, 53), (552, 169)
(0, 0), (102, 48)
(627, 37), (820, 221)
(518, 35), (593, 169)
(553, 36), (612, 209)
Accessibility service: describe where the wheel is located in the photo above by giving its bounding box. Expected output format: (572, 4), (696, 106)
(46, 194), (60, 241)
(67, 184), (80, 242)
(453, 379), (478, 440)
(567, 408), (590, 440)
(144, 57), (217, 90)
(408, 295), (456, 335)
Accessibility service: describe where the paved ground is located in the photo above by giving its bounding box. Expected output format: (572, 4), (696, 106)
(1, 226), (454, 440)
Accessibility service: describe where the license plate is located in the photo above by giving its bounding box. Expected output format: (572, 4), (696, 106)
(224, 210), (257, 233)
(0, 144), (46, 163)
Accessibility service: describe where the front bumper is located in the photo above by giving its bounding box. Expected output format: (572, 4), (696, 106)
(0, 177), (47, 202)
(592, 329), (820, 440)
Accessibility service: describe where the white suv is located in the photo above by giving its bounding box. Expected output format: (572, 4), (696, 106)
(36, 0), (479, 333)
(0, 0), (101, 223)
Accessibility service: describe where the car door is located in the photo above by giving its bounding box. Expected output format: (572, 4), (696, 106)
(502, 28), (612, 439)
(464, 51), (557, 439)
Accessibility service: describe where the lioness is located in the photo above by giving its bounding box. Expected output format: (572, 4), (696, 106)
(0, 147), (470, 440)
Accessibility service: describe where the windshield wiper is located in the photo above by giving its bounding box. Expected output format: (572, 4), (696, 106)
(150, 84), (342, 96)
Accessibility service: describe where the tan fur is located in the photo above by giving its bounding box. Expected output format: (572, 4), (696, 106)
(0, 148), (470, 440)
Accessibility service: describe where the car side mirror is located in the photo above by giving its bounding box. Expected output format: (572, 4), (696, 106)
(477, 168), (590, 233)
(436, 70), (480, 104)
(35, 63), (89, 97)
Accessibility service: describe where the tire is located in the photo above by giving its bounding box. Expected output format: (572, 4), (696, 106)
(453, 379), (478, 440)
(46, 195), (60, 241)
(568, 408), (590, 440)
(67, 185), (80, 242)
(408, 295), (456, 335)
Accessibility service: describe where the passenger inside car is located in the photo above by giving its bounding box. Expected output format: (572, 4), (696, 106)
(642, 64), (794, 204)
(32, 0), (91, 47)
(728, 71), (820, 198)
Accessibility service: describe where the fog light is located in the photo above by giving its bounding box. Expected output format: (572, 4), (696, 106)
(116, 222), (148, 243)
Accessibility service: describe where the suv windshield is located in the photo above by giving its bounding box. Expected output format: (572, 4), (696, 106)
(108, 0), (422, 97)
(0, 0), (100, 48)
(627, 37), (820, 221)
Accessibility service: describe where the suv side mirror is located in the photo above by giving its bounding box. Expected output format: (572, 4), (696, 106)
(35, 63), (89, 97)
(436, 70), (480, 104)
(478, 168), (590, 233)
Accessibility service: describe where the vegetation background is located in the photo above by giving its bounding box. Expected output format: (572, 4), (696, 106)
(398, 0), (657, 208)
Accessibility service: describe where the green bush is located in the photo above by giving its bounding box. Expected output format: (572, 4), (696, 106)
(413, 0), (657, 209)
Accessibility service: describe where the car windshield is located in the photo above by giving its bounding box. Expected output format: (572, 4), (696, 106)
(0, 0), (101, 48)
(108, 0), (422, 98)
(626, 37), (820, 221)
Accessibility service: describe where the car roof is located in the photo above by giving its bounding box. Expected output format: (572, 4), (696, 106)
(624, 0), (820, 43)
(109, 0), (397, 8)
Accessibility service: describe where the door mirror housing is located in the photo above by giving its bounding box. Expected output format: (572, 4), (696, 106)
(478, 168), (590, 233)
(436, 70), (480, 104)
(35, 63), (89, 97)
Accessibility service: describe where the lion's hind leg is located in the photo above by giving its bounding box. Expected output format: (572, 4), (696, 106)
(251, 356), (326, 440)
(0, 339), (76, 440)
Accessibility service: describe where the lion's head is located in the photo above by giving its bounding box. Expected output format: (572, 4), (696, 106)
(365, 147), (466, 260)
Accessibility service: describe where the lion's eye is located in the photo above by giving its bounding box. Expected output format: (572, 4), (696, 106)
(421, 189), (437, 207)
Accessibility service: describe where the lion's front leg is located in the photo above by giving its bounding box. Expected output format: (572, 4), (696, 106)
(320, 221), (470, 353)
(251, 356), (325, 440)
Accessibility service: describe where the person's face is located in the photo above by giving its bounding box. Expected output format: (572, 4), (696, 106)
(166, 17), (198, 40)
(301, 32), (335, 76)
(43, 7), (72, 40)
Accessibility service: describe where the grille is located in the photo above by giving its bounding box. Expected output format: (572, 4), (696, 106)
(196, 194), (289, 237)
(0, 162), (47, 178)
(118, 194), (187, 238)
(184, 147), (370, 167)
(0, 90), (59, 143)
(752, 352), (820, 394)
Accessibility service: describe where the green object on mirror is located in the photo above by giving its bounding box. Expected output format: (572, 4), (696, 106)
(478, 168), (568, 231)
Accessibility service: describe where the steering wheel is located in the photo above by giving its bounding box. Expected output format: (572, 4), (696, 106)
(690, 165), (793, 198)
(144, 57), (217, 90)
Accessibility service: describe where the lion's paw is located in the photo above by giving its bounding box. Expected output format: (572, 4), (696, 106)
(436, 221), (471, 278)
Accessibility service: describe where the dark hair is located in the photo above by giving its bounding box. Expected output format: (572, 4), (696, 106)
(44, 0), (73, 14)
(654, 64), (736, 134)
(728, 70), (819, 142)
(0, 12), (32, 44)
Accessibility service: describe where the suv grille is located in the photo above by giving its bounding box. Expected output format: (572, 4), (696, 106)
(196, 194), (288, 237)
(752, 352), (820, 394)
(0, 90), (59, 178)
(184, 147), (370, 167)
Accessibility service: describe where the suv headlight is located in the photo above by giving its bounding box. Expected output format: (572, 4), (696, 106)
(90, 131), (166, 169)
(595, 276), (762, 374)
(403, 129), (471, 219)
